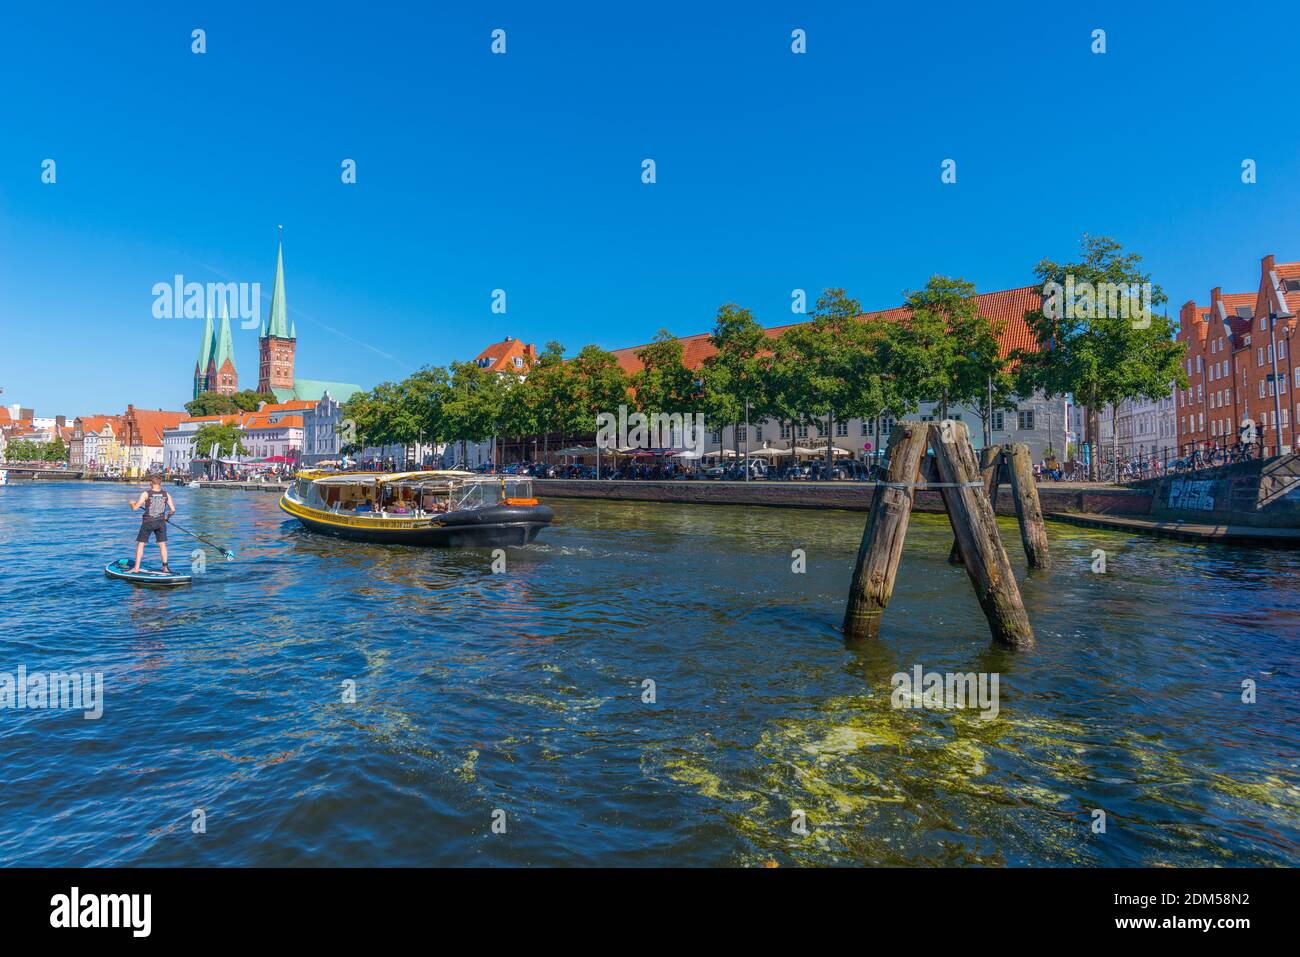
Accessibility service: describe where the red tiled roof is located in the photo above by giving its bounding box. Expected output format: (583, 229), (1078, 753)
(475, 338), (537, 373)
(183, 413), (242, 425)
(242, 412), (303, 430)
(608, 285), (1044, 375)
(127, 409), (187, 447)
(76, 415), (122, 435)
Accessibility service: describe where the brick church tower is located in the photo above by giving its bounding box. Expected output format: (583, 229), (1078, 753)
(206, 299), (238, 395)
(193, 300), (238, 397)
(257, 240), (297, 396)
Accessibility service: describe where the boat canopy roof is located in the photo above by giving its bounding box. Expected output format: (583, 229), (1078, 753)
(305, 469), (476, 487)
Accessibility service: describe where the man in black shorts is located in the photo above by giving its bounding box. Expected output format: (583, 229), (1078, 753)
(128, 476), (177, 573)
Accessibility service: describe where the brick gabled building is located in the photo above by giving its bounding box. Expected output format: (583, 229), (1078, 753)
(1176, 255), (1300, 457)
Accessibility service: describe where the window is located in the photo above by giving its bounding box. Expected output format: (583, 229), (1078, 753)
(755, 425), (764, 441)
(860, 420), (872, 435)
(780, 423), (790, 439)
(991, 411), (1004, 431)
(881, 418), (894, 435)
(1260, 380), (1266, 398)
(1280, 339), (1288, 359)
(1258, 347), (1265, 366)
(737, 426), (747, 442)
(796, 424), (808, 439)
(1017, 409), (1034, 431)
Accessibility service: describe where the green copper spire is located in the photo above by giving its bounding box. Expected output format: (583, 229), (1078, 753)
(195, 310), (214, 373)
(266, 240), (291, 339)
(212, 297), (236, 374)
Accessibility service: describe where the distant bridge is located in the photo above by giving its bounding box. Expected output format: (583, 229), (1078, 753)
(2, 465), (91, 480)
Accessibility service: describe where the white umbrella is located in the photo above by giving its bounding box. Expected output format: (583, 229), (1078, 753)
(751, 447), (791, 458)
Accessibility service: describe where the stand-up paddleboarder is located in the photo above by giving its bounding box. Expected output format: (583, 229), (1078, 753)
(128, 476), (176, 573)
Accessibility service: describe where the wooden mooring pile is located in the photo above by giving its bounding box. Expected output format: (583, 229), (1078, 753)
(844, 419), (1049, 650)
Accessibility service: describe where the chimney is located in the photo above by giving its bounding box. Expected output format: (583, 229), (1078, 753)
(1262, 254), (1275, 274)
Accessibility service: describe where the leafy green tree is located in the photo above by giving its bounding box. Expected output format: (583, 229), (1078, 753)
(777, 289), (892, 474)
(232, 390), (277, 412)
(338, 389), (377, 454)
(895, 276), (1018, 446)
(518, 341), (569, 463)
(632, 330), (699, 415)
(1015, 235), (1185, 479)
(701, 304), (766, 459)
(46, 435), (69, 462)
(185, 390), (275, 417)
(890, 276), (978, 421)
(564, 345), (630, 462)
(443, 361), (505, 466)
(192, 422), (247, 459)
(401, 365), (451, 464)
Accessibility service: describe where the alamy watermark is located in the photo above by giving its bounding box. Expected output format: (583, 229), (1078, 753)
(152, 276), (261, 329)
(891, 665), (999, 720)
(1, 665), (104, 719)
(1042, 276), (1153, 329)
(595, 404), (706, 458)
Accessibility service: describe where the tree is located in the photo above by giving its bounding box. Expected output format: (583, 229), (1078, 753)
(518, 341), (569, 463)
(401, 366), (451, 465)
(701, 304), (766, 460)
(46, 435), (68, 462)
(443, 361), (504, 467)
(772, 289), (889, 476)
(564, 346), (630, 467)
(632, 330), (699, 416)
(1015, 235), (1185, 480)
(890, 276), (977, 421)
(902, 276), (1019, 447)
(339, 389), (378, 454)
(185, 389), (275, 417)
(192, 422), (246, 459)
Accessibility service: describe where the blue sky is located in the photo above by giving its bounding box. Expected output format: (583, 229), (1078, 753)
(3, 0), (1300, 416)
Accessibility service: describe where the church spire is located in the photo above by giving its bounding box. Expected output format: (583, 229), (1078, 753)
(266, 238), (291, 339)
(195, 309), (214, 374)
(212, 297), (236, 379)
(194, 308), (215, 398)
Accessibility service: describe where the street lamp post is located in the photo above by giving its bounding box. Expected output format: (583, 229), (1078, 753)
(744, 398), (750, 483)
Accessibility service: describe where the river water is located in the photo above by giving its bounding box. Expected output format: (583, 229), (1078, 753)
(1, 480), (1297, 866)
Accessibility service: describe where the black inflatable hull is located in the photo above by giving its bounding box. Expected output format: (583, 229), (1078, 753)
(283, 501), (553, 548)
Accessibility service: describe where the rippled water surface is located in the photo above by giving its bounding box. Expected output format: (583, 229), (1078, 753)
(1, 480), (1297, 866)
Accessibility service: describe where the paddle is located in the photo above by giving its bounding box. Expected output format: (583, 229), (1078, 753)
(166, 517), (236, 561)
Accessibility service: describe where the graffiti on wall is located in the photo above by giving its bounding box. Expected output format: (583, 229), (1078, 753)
(1168, 478), (1216, 511)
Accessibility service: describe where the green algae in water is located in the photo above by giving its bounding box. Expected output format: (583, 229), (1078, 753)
(646, 689), (1294, 866)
